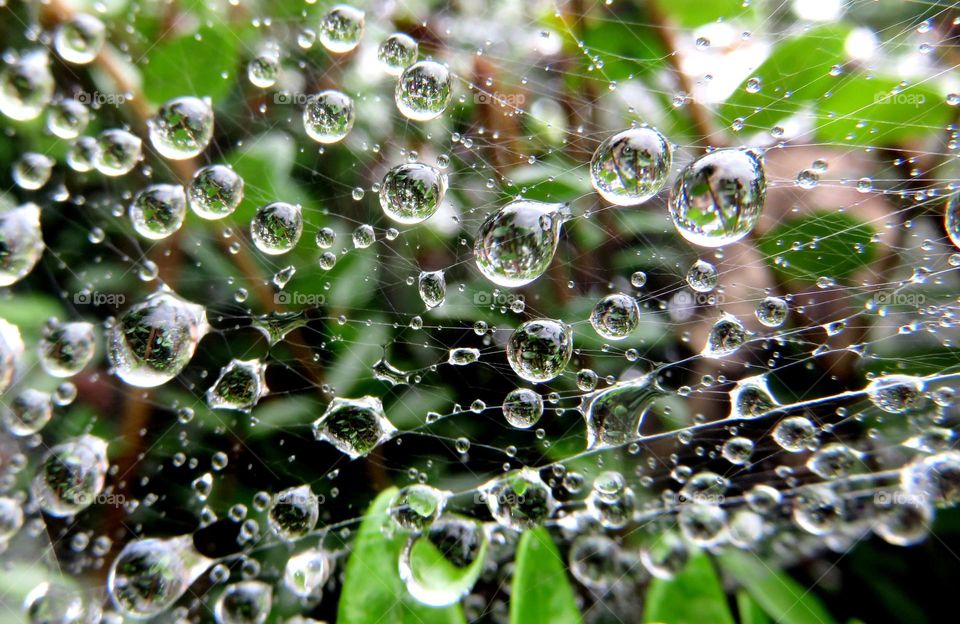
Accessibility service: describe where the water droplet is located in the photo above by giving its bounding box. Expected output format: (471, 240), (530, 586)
(475, 200), (567, 287)
(378, 33), (418, 76)
(685, 259), (718, 293)
(54, 14), (105, 64)
(702, 314), (747, 358)
(380, 163), (448, 224)
(0, 49), (54, 121)
(46, 98), (89, 139)
(108, 535), (210, 618)
(418, 270), (446, 308)
(149, 96), (214, 160)
(13, 152), (54, 190)
(589, 293), (639, 340)
(502, 388), (543, 429)
(319, 4), (365, 53)
(755, 296), (788, 327)
(283, 548), (333, 598)
(312, 396), (396, 458)
(129, 184), (187, 240)
(866, 374), (925, 414)
(303, 90), (355, 144)
(590, 127), (671, 205)
(481, 468), (555, 529)
(669, 148), (766, 247)
(268, 484), (318, 541)
(396, 61), (452, 121)
(248, 45), (279, 88)
(107, 289), (208, 387)
(251, 202), (303, 255)
(388, 484), (448, 530)
(95, 129), (142, 177)
(772, 416), (817, 452)
(507, 319), (572, 382)
(352, 223), (376, 248)
(207, 359), (268, 412)
(31, 435), (108, 516)
(399, 515), (488, 606)
(0, 203), (44, 287)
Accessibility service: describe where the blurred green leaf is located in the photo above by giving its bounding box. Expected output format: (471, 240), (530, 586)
(720, 25), (849, 131)
(510, 527), (582, 624)
(756, 211), (877, 284)
(815, 76), (950, 145)
(737, 590), (773, 624)
(644, 551), (735, 624)
(653, 0), (755, 27)
(720, 550), (837, 624)
(143, 25), (238, 105)
(338, 487), (466, 624)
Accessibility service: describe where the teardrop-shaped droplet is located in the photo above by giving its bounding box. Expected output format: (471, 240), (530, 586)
(107, 289), (208, 387)
(474, 200), (567, 287)
(418, 270), (446, 309)
(399, 515), (488, 607)
(702, 313), (747, 358)
(0, 49), (54, 121)
(108, 535), (211, 618)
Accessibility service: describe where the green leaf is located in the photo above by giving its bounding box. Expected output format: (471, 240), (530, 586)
(142, 25), (238, 104)
(511, 527), (582, 624)
(339, 488), (466, 624)
(737, 590), (773, 624)
(720, 550), (837, 624)
(720, 25), (849, 131)
(652, 0), (755, 27)
(644, 550), (735, 624)
(815, 76), (950, 145)
(755, 211), (877, 284)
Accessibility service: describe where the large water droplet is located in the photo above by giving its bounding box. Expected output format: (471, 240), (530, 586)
(669, 148), (766, 247)
(54, 14), (105, 64)
(378, 33), (418, 76)
(399, 515), (488, 607)
(388, 484), (448, 530)
(395, 61), (452, 121)
(129, 184), (187, 240)
(30, 435), (109, 517)
(0, 203), (44, 287)
(149, 96), (214, 160)
(418, 270), (446, 308)
(214, 581), (272, 624)
(107, 289), (208, 387)
(474, 200), (567, 287)
(506, 319), (573, 383)
(188, 164), (244, 220)
(0, 49), (54, 121)
(206, 358), (269, 412)
(589, 293), (639, 340)
(95, 129), (142, 177)
(502, 387), (543, 429)
(303, 90), (355, 144)
(480, 468), (555, 529)
(319, 4), (365, 53)
(590, 127), (672, 205)
(251, 202), (303, 255)
(312, 396), (396, 458)
(380, 163), (448, 224)
(108, 535), (211, 618)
